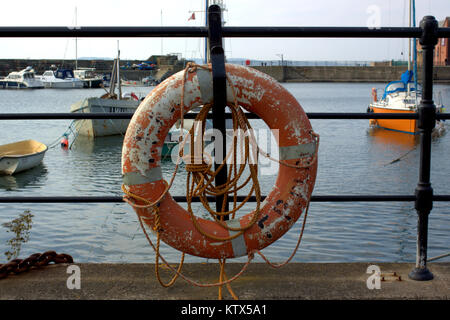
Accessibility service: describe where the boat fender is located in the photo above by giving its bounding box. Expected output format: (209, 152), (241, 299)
(371, 88), (377, 102)
(131, 92), (139, 101)
(122, 64), (318, 259)
(60, 134), (69, 149)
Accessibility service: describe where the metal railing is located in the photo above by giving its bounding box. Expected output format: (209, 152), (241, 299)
(1, 5), (449, 280)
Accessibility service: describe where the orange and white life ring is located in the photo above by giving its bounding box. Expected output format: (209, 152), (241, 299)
(122, 64), (318, 259)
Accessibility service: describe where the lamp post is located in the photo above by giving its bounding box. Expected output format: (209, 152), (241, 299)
(276, 53), (285, 82)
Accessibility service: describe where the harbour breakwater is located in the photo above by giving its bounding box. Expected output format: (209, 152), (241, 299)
(0, 59), (449, 83)
(253, 65), (450, 83)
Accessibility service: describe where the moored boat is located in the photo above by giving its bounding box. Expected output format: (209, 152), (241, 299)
(367, 0), (444, 135)
(74, 68), (104, 88)
(0, 66), (44, 89)
(70, 96), (140, 137)
(0, 140), (48, 175)
(70, 49), (141, 137)
(38, 69), (84, 89)
(368, 71), (422, 134)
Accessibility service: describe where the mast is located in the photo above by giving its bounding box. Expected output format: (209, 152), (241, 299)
(408, 0), (412, 72)
(161, 10), (163, 55)
(75, 7), (78, 70)
(204, 0), (209, 64)
(117, 41), (121, 100)
(412, 0), (418, 103)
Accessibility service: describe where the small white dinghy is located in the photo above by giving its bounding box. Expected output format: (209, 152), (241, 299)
(0, 140), (48, 175)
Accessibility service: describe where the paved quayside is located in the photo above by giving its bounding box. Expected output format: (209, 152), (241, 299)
(0, 263), (448, 299)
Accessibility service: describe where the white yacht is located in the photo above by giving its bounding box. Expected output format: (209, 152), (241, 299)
(0, 66), (44, 89)
(38, 69), (84, 88)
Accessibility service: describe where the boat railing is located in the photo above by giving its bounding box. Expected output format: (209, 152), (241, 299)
(0, 6), (449, 280)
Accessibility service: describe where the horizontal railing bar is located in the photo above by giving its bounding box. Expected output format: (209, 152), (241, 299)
(0, 26), (449, 38)
(2, 112), (447, 120)
(1, 195), (449, 203)
(224, 27), (450, 38)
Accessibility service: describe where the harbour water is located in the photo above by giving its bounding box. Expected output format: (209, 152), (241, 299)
(0, 82), (449, 264)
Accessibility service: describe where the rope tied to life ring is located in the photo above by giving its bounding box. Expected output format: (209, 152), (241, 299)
(122, 62), (319, 299)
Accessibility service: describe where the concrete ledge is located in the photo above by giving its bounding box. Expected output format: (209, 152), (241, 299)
(0, 263), (448, 300)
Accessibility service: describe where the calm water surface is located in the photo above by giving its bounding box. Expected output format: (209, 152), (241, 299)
(0, 83), (449, 263)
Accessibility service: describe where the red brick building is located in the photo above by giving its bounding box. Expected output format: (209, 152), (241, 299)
(435, 17), (450, 66)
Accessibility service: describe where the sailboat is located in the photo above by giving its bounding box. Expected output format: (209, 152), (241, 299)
(368, 0), (444, 134)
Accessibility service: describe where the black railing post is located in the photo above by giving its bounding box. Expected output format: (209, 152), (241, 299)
(409, 16), (438, 281)
(208, 5), (229, 216)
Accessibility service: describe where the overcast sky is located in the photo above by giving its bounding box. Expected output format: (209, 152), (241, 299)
(0, 0), (448, 62)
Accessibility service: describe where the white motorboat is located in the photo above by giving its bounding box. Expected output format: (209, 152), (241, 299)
(0, 66), (44, 89)
(74, 68), (104, 88)
(0, 140), (48, 175)
(38, 69), (84, 89)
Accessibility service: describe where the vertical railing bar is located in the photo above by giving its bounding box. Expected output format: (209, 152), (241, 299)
(409, 16), (439, 281)
(208, 5), (229, 217)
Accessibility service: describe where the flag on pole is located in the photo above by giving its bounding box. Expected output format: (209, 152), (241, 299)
(188, 12), (195, 21)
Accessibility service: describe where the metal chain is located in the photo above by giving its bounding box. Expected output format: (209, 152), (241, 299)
(0, 251), (73, 280)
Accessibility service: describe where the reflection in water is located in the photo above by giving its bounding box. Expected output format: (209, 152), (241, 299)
(2, 210), (34, 260)
(0, 164), (48, 191)
(367, 127), (419, 149)
(70, 135), (124, 154)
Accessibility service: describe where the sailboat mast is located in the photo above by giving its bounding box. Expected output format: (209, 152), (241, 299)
(75, 7), (78, 70)
(412, 0), (418, 101)
(204, 0), (209, 64)
(117, 41), (121, 100)
(408, 0), (412, 72)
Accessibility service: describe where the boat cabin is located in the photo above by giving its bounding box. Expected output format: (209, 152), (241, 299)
(382, 70), (418, 99)
(54, 69), (75, 79)
(6, 66), (37, 80)
(74, 68), (97, 80)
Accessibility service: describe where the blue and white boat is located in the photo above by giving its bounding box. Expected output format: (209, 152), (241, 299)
(0, 66), (44, 89)
(38, 69), (84, 88)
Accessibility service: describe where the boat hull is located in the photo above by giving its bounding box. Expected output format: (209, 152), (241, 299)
(43, 81), (84, 89)
(80, 78), (104, 88)
(370, 106), (418, 134)
(0, 80), (44, 89)
(0, 140), (47, 175)
(70, 97), (140, 137)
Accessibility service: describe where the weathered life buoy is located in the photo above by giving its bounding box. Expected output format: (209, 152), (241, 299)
(122, 64), (318, 259)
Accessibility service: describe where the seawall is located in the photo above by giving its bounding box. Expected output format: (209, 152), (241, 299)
(1, 59), (449, 83)
(253, 65), (450, 83)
